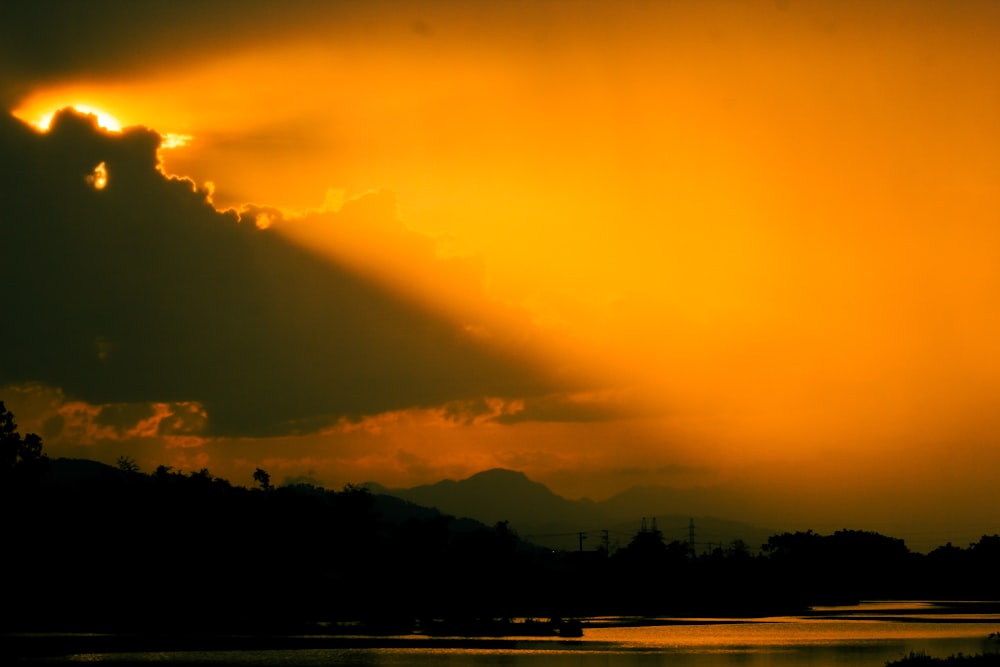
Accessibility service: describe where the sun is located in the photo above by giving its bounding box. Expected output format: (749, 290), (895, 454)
(15, 100), (193, 153)
(36, 104), (123, 133)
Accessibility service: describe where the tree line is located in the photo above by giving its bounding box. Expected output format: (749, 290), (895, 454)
(2, 401), (998, 633)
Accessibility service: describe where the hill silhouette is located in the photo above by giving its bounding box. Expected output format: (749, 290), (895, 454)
(369, 468), (596, 529)
(367, 468), (774, 552)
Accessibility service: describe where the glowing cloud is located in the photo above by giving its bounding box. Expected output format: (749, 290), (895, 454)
(86, 161), (108, 190)
(35, 104), (122, 133)
(161, 133), (192, 149)
(14, 97), (192, 151)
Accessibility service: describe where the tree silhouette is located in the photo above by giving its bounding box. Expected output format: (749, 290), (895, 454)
(0, 401), (48, 486)
(116, 456), (140, 473)
(1, 400), (21, 471)
(253, 467), (272, 491)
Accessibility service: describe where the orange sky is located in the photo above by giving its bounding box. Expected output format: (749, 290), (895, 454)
(3, 0), (1000, 549)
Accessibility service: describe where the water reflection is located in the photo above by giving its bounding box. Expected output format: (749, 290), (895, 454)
(585, 616), (995, 647)
(44, 602), (1000, 666)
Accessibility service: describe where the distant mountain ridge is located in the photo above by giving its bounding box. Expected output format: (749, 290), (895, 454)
(369, 468), (599, 529)
(366, 468), (775, 553)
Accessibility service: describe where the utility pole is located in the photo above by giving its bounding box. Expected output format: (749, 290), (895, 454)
(688, 517), (696, 557)
(578, 531), (587, 552)
(602, 529), (610, 556)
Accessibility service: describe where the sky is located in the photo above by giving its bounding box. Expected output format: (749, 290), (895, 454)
(2, 0), (999, 550)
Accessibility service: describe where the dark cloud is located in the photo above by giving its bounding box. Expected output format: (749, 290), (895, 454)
(0, 0), (409, 109)
(0, 2), (297, 74)
(0, 109), (558, 437)
(0, 1), (212, 106)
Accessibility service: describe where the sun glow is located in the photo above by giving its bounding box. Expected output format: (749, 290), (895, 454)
(16, 100), (194, 153)
(36, 105), (123, 133)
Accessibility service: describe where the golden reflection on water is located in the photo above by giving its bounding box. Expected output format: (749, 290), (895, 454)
(811, 602), (939, 612)
(48, 603), (1000, 666)
(585, 618), (997, 648)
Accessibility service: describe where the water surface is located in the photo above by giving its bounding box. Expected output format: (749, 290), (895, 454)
(29, 601), (1000, 666)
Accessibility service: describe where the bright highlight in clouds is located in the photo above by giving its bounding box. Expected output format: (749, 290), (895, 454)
(87, 161), (108, 190)
(34, 104), (122, 132)
(15, 100), (191, 150)
(161, 133), (192, 149)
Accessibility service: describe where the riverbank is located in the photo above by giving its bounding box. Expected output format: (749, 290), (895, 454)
(886, 630), (1000, 665)
(888, 653), (1000, 665)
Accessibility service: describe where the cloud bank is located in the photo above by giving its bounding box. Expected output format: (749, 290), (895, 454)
(0, 109), (561, 437)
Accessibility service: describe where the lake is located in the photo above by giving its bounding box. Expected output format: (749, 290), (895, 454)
(18, 602), (1000, 666)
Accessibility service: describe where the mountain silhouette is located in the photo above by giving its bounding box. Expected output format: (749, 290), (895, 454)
(366, 469), (775, 552)
(368, 468), (599, 530)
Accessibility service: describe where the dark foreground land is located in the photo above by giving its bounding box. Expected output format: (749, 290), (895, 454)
(889, 654), (1000, 666)
(4, 455), (1000, 634)
(3, 401), (1000, 639)
(887, 633), (1000, 665)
